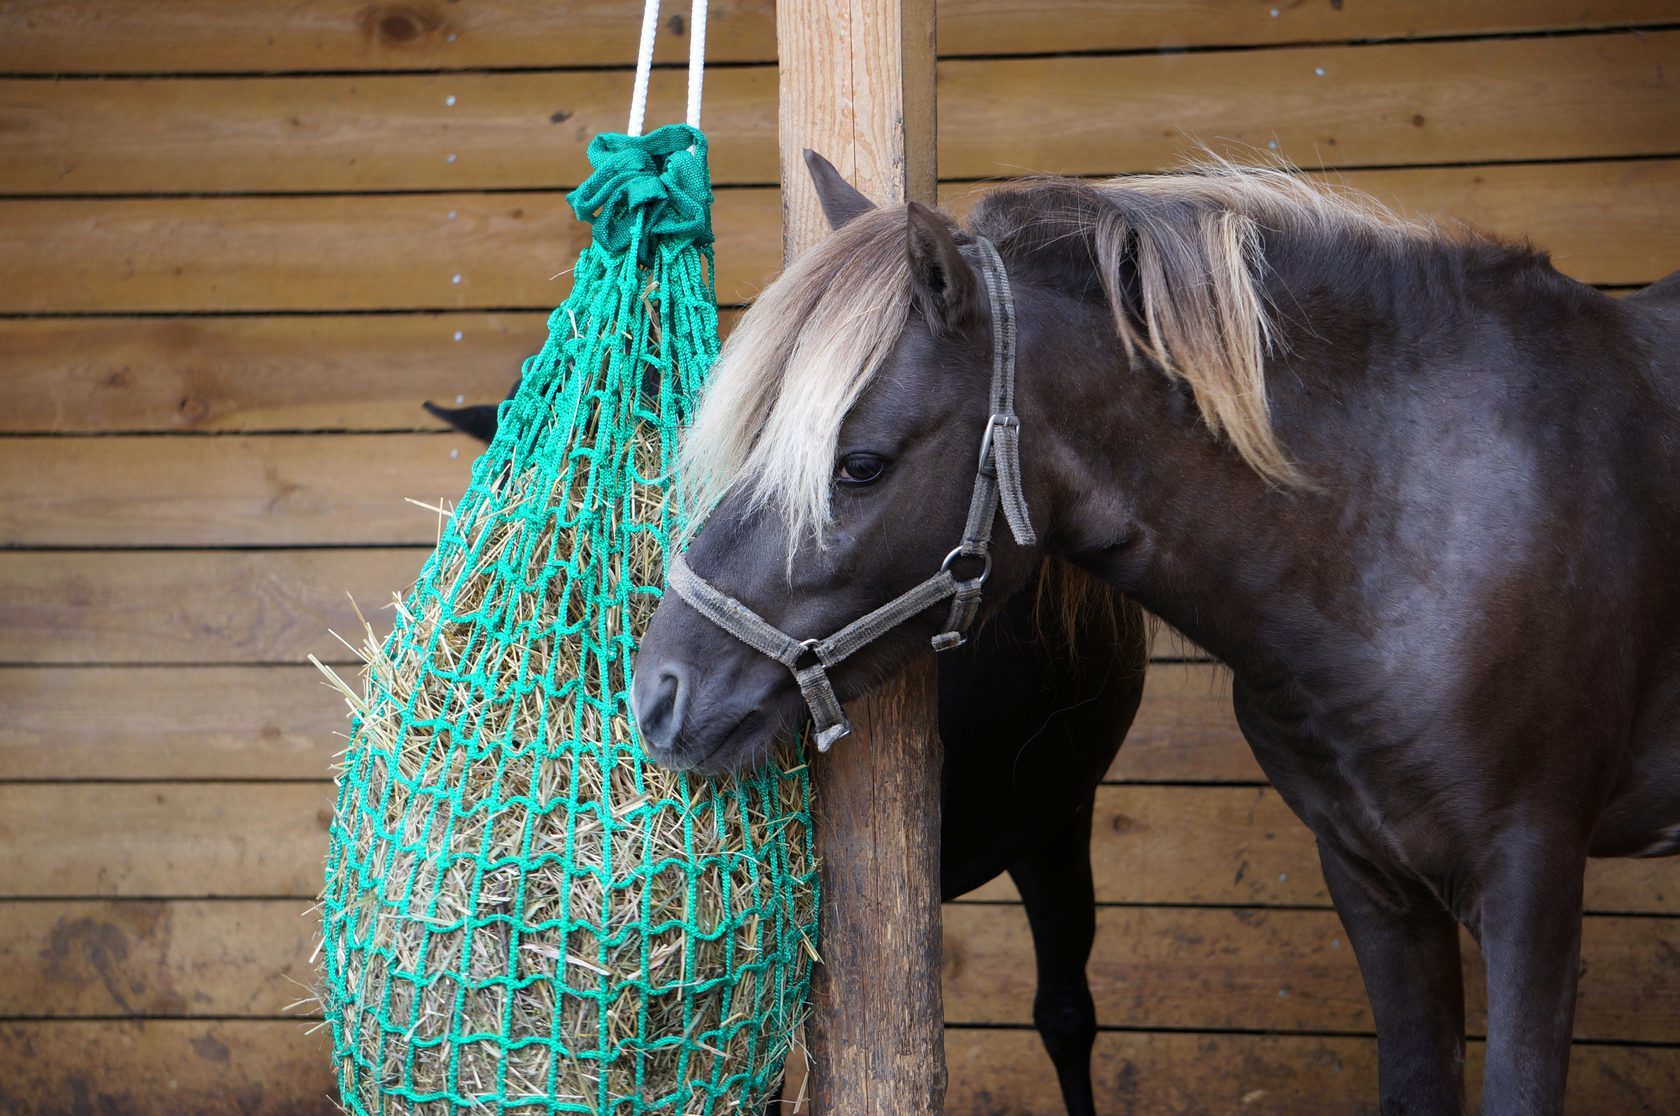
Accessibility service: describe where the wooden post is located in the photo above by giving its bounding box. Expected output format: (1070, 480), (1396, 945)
(775, 3), (945, 1114)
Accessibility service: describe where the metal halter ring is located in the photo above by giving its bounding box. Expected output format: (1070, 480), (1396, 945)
(940, 546), (993, 586)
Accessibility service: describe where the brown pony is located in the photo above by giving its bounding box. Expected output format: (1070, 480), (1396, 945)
(631, 157), (1680, 1114)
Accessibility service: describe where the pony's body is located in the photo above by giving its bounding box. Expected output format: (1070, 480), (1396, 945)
(632, 161), (1680, 1113)
(425, 388), (1145, 1116)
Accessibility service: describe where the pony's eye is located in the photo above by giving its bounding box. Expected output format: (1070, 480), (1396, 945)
(837, 453), (887, 486)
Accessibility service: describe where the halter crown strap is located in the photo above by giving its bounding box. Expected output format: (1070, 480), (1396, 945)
(965, 236), (1036, 549)
(659, 234), (1031, 753)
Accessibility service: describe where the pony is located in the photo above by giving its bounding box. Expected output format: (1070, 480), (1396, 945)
(630, 154), (1680, 1114)
(422, 340), (1148, 1115)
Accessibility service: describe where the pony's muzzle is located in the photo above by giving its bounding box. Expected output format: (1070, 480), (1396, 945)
(632, 661), (691, 757)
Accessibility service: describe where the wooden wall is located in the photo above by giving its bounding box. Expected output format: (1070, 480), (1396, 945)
(3, 2), (1679, 1112)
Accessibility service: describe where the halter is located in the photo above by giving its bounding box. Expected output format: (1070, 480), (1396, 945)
(666, 236), (1036, 753)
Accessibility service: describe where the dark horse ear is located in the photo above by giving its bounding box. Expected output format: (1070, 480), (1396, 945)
(422, 375), (521, 445)
(803, 149), (876, 230)
(906, 201), (979, 334)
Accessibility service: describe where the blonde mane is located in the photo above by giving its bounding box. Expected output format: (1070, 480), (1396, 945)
(680, 161), (1440, 547)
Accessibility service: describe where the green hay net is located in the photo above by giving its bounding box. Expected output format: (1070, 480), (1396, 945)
(318, 125), (819, 1115)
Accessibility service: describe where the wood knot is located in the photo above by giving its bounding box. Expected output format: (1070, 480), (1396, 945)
(176, 396), (209, 424)
(1109, 813), (1133, 834)
(105, 369), (129, 388)
(360, 4), (446, 48)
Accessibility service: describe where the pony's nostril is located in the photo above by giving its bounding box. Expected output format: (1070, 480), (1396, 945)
(634, 664), (689, 755)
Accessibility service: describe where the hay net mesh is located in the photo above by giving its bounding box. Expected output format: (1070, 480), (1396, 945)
(318, 126), (819, 1115)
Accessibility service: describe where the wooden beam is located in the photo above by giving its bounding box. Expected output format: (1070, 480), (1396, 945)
(777, 1), (944, 1112)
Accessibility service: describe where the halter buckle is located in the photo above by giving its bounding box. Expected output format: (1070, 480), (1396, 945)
(977, 413), (1020, 477)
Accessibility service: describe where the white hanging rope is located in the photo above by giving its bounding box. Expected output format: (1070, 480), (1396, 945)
(626, 0), (662, 137)
(686, 0), (709, 129)
(626, 0), (708, 136)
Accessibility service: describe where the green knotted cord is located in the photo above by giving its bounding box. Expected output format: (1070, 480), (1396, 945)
(320, 125), (818, 1115)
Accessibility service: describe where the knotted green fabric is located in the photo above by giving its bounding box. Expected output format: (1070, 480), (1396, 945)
(318, 126), (818, 1115)
(568, 125), (715, 254)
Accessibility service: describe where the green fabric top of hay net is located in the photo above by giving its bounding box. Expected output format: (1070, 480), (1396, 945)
(317, 125), (819, 1116)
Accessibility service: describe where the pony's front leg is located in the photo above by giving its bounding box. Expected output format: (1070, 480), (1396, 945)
(1474, 840), (1587, 1116)
(1317, 840), (1466, 1115)
(1008, 806), (1100, 1116)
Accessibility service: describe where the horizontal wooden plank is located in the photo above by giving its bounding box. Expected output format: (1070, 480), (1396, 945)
(944, 904), (1680, 1043)
(942, 31), (1680, 179)
(0, 549), (415, 665)
(0, 434), (476, 547)
(0, 1021), (1671, 1115)
(970, 785), (1680, 914)
(946, 1029), (1680, 1116)
(0, 1020), (338, 1116)
(1336, 159), (1680, 287)
(10, 33), (1679, 195)
(0, 310), (742, 434)
(1113, 662), (1257, 781)
(9, 897), (1677, 1045)
(0, 188), (781, 312)
(0, 661), (1232, 782)
(1, 313), (535, 434)
(6, 778), (1673, 914)
(5, 160), (1675, 315)
(2, 0), (1672, 74)
(0, 900), (315, 1017)
(0, 667), (344, 780)
(0, 786), (331, 898)
(0, 66), (780, 193)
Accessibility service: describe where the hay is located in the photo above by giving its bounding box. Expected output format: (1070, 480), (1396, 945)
(316, 405), (818, 1115)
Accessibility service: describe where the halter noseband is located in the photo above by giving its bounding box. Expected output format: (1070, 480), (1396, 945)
(665, 236), (1036, 753)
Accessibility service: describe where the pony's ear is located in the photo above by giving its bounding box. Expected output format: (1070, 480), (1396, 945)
(804, 149), (876, 230)
(906, 201), (979, 334)
(424, 400), (500, 444)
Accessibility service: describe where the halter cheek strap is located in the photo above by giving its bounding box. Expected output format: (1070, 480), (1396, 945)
(665, 235), (1034, 753)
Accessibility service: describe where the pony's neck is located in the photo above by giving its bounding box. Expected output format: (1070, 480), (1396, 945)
(1013, 220), (1542, 677)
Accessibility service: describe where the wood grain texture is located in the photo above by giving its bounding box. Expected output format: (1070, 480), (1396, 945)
(0, 660), (1232, 782)
(0, 549), (416, 665)
(9, 895), (1679, 1045)
(10, 34), (1680, 195)
(5, 161), (1676, 318)
(0, 900), (316, 1016)
(0, 188), (781, 313)
(943, 905), (1680, 1043)
(0, 313), (538, 434)
(0, 784), (331, 898)
(0, 666), (344, 780)
(0, 310), (742, 434)
(972, 784), (1680, 914)
(3, 0), (1673, 74)
(0, 1022), (1673, 1115)
(0, 1020), (338, 1116)
(0, 67), (779, 193)
(1338, 158), (1680, 287)
(6, 779), (1668, 909)
(944, 1029), (1680, 1116)
(1108, 661), (1258, 781)
(939, 31), (1680, 178)
(0, 434), (475, 547)
(781, 2), (945, 1109)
